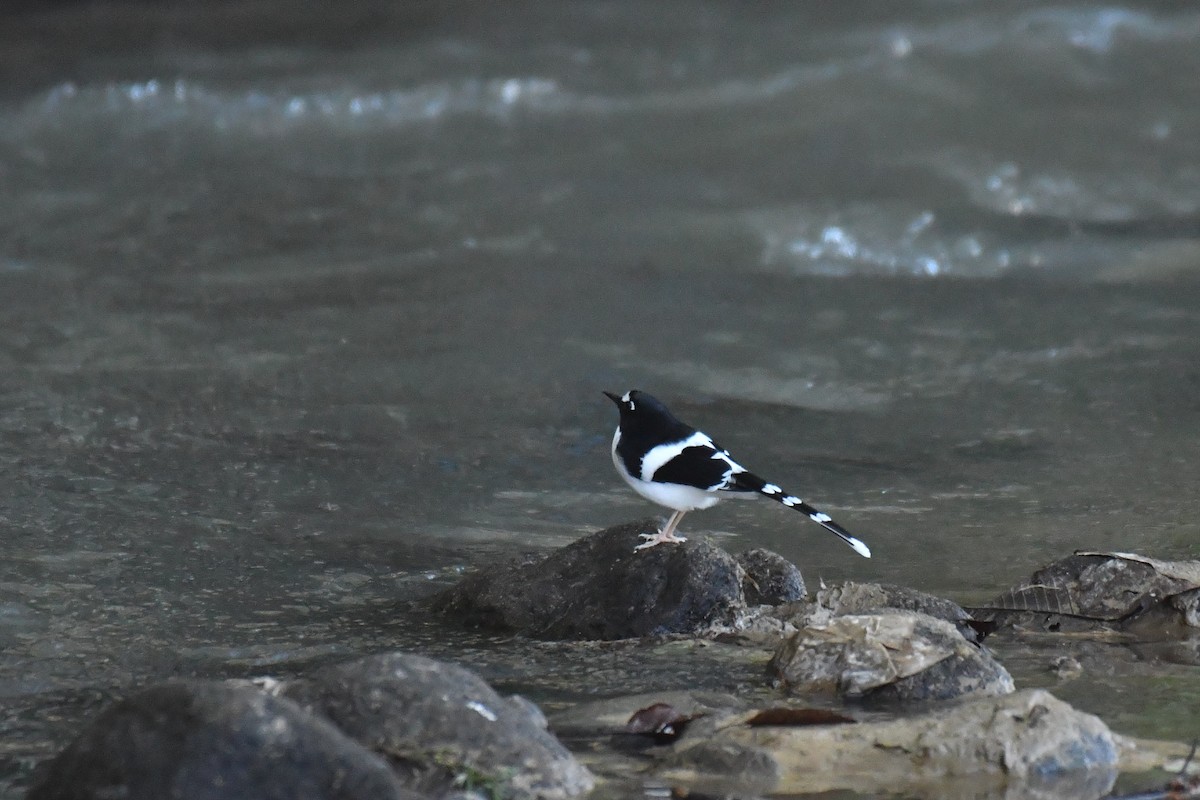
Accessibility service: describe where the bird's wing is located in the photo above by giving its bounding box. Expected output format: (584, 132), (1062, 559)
(645, 433), (750, 491)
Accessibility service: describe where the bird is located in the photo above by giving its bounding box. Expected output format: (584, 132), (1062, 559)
(604, 390), (871, 557)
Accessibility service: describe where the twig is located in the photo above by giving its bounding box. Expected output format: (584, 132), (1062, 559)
(1105, 739), (1200, 800)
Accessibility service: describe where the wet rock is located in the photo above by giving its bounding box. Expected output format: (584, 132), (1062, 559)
(725, 581), (985, 646)
(431, 519), (747, 640)
(971, 551), (1200, 632)
(25, 681), (421, 800)
(280, 652), (593, 800)
(1050, 655), (1084, 679)
(658, 689), (1122, 799)
(768, 611), (1014, 703)
(736, 548), (805, 605)
(814, 580), (971, 623)
(810, 581), (999, 644)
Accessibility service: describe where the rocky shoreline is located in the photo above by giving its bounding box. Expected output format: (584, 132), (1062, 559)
(26, 521), (1200, 799)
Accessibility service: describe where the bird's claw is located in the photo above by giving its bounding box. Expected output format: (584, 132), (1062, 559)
(633, 530), (688, 551)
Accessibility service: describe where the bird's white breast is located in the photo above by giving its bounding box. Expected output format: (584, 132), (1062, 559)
(611, 428), (724, 512)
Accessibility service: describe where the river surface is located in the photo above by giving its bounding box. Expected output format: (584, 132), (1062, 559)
(2, 2), (1199, 797)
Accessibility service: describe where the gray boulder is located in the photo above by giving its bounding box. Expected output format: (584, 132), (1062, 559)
(25, 681), (421, 800)
(431, 519), (747, 640)
(280, 653), (593, 800)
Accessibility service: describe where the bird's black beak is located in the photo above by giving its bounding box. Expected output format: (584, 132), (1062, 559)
(603, 391), (621, 405)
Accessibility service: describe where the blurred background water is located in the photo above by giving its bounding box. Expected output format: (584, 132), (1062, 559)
(1, 1), (1199, 796)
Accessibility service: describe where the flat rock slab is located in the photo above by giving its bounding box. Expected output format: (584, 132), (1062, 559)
(661, 689), (1122, 799)
(25, 681), (422, 800)
(281, 652), (593, 800)
(431, 519), (748, 640)
(769, 611), (1014, 703)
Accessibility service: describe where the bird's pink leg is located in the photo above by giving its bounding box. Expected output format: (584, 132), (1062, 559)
(634, 510), (688, 551)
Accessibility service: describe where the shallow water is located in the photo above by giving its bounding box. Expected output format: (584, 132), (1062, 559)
(2, 2), (1199, 796)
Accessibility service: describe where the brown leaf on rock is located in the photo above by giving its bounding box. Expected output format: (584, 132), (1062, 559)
(745, 707), (856, 726)
(625, 702), (701, 742)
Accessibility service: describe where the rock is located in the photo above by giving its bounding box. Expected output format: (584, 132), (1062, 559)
(811, 581), (997, 644)
(736, 548), (805, 605)
(971, 551), (1200, 632)
(280, 653), (593, 800)
(28, 655), (593, 800)
(1050, 655), (1084, 679)
(814, 581), (971, 623)
(725, 581), (987, 646)
(430, 519), (747, 640)
(660, 689), (1122, 799)
(25, 681), (421, 800)
(768, 611), (1014, 703)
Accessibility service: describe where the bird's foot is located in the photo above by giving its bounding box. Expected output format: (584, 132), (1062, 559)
(634, 530), (688, 551)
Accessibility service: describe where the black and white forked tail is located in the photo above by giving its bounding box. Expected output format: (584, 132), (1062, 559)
(731, 472), (871, 558)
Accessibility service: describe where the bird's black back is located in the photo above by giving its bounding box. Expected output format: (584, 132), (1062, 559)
(612, 391), (696, 476)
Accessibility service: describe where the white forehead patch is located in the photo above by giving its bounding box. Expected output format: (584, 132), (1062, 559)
(621, 391), (634, 409)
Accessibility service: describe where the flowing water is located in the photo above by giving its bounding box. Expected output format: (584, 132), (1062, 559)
(2, 2), (1199, 796)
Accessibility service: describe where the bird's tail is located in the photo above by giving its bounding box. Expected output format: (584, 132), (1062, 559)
(730, 472), (871, 558)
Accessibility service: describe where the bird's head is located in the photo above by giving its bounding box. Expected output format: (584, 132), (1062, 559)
(603, 390), (677, 427)
(603, 389), (637, 413)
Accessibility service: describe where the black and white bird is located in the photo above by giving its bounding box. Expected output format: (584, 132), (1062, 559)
(604, 390), (871, 557)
